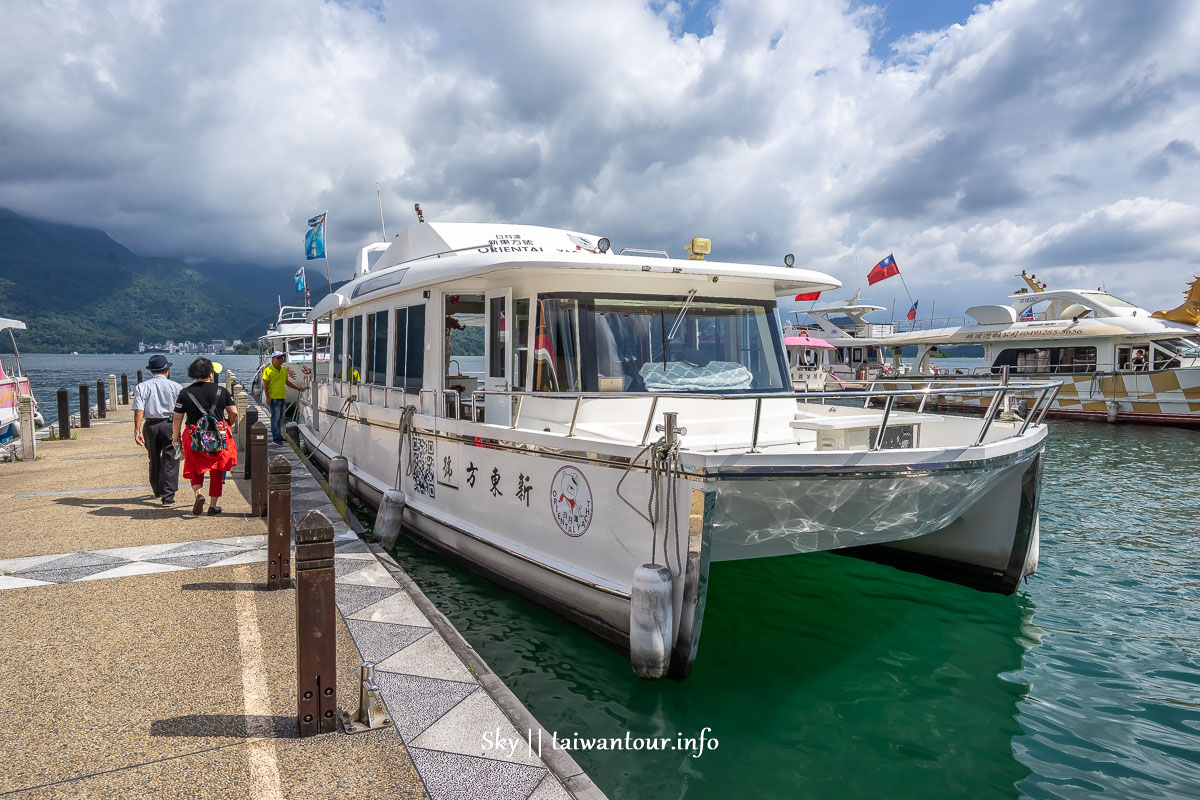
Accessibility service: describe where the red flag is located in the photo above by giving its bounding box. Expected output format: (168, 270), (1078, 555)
(795, 291), (821, 301)
(867, 254), (899, 286)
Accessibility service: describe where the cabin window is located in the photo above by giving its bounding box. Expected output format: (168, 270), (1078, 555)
(445, 294), (485, 395)
(992, 346), (1097, 374)
(366, 310), (389, 385)
(392, 304), (426, 392)
(332, 318), (344, 381)
(513, 298), (529, 390)
(852, 347), (863, 362)
(488, 295), (507, 379)
(1150, 338), (1198, 370)
(347, 315), (362, 383)
(534, 294), (787, 393)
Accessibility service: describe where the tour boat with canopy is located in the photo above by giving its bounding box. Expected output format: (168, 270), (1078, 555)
(876, 272), (1200, 425)
(252, 305), (331, 405)
(0, 317), (40, 456)
(295, 220), (1058, 679)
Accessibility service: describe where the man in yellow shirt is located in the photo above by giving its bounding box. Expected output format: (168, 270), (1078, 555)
(262, 351), (304, 443)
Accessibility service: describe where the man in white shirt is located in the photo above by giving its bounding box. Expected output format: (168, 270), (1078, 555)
(131, 354), (182, 505)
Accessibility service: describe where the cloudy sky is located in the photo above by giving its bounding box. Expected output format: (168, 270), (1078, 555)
(3, 0), (1199, 319)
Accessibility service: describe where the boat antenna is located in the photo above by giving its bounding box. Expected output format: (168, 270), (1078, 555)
(376, 181), (388, 240)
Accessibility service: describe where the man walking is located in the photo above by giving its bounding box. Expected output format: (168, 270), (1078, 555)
(262, 351), (304, 444)
(132, 354), (181, 504)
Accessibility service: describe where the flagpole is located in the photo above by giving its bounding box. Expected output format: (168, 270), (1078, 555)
(322, 209), (332, 294)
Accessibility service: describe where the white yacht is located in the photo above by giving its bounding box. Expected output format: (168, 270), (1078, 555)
(878, 272), (1200, 425)
(295, 221), (1057, 679)
(789, 293), (898, 383)
(782, 329), (837, 390)
(253, 306), (330, 404)
(0, 317), (39, 453)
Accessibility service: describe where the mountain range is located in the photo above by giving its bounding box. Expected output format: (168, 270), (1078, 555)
(0, 209), (334, 353)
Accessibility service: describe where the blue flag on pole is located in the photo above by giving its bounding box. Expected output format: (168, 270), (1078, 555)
(294, 266), (306, 292)
(305, 212), (326, 260)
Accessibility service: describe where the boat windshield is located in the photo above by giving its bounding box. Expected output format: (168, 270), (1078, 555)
(1079, 291), (1137, 308)
(533, 295), (789, 393)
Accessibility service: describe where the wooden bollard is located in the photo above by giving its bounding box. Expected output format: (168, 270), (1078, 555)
(95, 379), (106, 419)
(234, 388), (247, 438)
(137, 369), (143, 384)
(243, 406), (258, 480)
(107, 374), (117, 410)
(267, 455), (292, 590)
(78, 384), (90, 428)
(295, 510), (337, 736)
(250, 421), (269, 516)
(120, 373), (129, 405)
(57, 387), (70, 441)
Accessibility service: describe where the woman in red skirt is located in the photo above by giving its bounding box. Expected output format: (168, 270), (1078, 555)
(171, 357), (238, 516)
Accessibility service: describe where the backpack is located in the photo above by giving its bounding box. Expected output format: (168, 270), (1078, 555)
(187, 390), (228, 455)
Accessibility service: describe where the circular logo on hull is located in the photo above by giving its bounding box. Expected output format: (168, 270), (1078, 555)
(549, 466), (593, 537)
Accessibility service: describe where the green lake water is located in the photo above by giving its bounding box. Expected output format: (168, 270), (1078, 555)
(386, 420), (1200, 799)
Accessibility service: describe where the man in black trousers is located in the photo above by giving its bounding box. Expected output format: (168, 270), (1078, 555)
(131, 354), (181, 504)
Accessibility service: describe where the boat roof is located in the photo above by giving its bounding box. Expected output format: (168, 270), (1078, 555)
(784, 335), (834, 349)
(310, 221), (841, 318)
(882, 315), (1200, 346)
(0, 317), (27, 332)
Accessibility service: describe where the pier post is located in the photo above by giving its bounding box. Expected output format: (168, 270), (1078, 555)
(95, 380), (106, 419)
(120, 373), (129, 406)
(250, 421), (269, 516)
(329, 455), (349, 504)
(295, 510), (337, 736)
(234, 388), (247, 438)
(243, 406), (258, 480)
(267, 455), (292, 590)
(107, 375), (117, 410)
(137, 370), (143, 384)
(18, 395), (36, 461)
(78, 384), (90, 428)
(57, 388), (70, 441)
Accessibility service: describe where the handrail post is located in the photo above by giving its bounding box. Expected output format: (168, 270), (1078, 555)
(640, 396), (659, 445)
(567, 396), (582, 437)
(511, 394), (524, 429)
(870, 395), (895, 451)
(749, 397), (763, 452)
(1018, 386), (1050, 435)
(471, 391), (483, 422)
(974, 389), (1006, 446)
(917, 383), (933, 414)
(863, 381), (876, 408)
(1034, 383), (1061, 425)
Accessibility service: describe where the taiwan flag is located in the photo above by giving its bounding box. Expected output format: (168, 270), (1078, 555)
(906, 300), (919, 321)
(795, 291), (822, 301)
(867, 254), (899, 285)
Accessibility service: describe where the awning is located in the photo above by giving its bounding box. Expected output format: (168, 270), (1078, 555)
(784, 335), (834, 349)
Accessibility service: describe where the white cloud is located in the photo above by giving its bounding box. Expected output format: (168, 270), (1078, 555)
(1, 0), (1198, 314)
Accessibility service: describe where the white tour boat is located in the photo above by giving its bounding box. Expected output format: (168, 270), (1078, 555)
(252, 305), (331, 405)
(0, 317), (40, 455)
(877, 272), (1200, 425)
(295, 221), (1057, 679)
(789, 292), (899, 383)
(782, 329), (838, 390)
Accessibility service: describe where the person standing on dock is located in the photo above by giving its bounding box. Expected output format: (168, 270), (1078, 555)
(173, 357), (238, 516)
(131, 354), (180, 505)
(261, 351), (304, 444)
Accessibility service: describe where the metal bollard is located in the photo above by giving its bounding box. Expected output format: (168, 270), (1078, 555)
(120, 373), (129, 405)
(243, 406), (258, 480)
(339, 662), (392, 734)
(295, 510), (337, 736)
(79, 384), (90, 428)
(18, 395), (36, 461)
(107, 374), (117, 410)
(95, 379), (106, 419)
(267, 455), (292, 590)
(250, 421), (269, 516)
(57, 387), (70, 441)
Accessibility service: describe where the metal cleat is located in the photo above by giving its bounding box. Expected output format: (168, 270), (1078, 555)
(339, 662), (392, 734)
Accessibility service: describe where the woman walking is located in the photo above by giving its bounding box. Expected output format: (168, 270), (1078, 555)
(171, 357), (238, 516)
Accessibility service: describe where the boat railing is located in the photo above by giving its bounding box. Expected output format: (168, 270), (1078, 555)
(460, 379), (1061, 452)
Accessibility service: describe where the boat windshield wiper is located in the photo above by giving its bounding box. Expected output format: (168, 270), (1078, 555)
(666, 289), (698, 341)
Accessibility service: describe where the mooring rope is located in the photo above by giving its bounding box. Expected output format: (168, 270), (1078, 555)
(394, 404), (417, 486)
(615, 437), (685, 578)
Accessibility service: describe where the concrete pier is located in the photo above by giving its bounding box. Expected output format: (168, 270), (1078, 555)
(0, 402), (601, 800)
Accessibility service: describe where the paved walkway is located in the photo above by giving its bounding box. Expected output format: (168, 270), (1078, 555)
(0, 401), (599, 800)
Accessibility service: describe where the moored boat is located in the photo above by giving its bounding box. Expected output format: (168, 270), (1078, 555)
(0, 317), (40, 454)
(294, 220), (1058, 679)
(877, 272), (1200, 425)
(252, 306), (330, 405)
